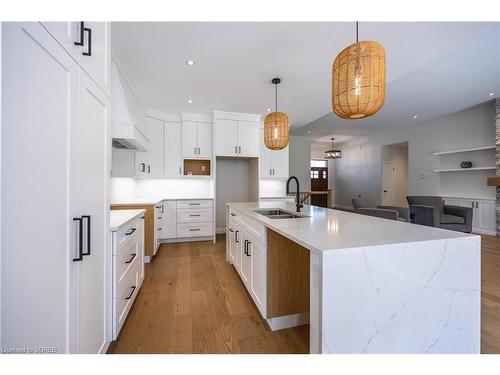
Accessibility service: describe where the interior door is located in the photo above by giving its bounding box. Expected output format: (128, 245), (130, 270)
(382, 162), (395, 206)
(216, 119), (238, 156)
(197, 121), (213, 159)
(75, 70), (109, 354)
(2, 22), (78, 353)
(182, 120), (198, 158)
(164, 121), (183, 177)
(237, 120), (260, 156)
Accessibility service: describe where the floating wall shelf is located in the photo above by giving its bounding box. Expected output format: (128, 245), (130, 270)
(432, 146), (495, 156)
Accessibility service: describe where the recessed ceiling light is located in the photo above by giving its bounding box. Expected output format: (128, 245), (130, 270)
(307, 130), (311, 134)
(413, 115), (418, 119)
(185, 60), (196, 66)
(488, 92), (494, 97)
(187, 99), (193, 104)
(267, 108), (272, 112)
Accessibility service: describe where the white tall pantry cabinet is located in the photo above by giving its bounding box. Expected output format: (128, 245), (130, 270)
(1, 22), (110, 353)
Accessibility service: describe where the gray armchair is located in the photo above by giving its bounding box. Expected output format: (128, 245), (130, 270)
(351, 198), (410, 222)
(406, 196), (473, 233)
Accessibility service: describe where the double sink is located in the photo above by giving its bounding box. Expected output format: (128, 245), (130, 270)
(254, 209), (309, 220)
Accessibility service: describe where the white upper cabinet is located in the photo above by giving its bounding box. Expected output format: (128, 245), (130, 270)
(214, 112), (261, 157)
(259, 127), (289, 179)
(41, 22), (110, 96)
(164, 121), (183, 178)
(182, 119), (213, 159)
(136, 116), (164, 177)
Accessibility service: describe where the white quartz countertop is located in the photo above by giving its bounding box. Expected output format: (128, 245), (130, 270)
(111, 197), (214, 206)
(228, 201), (476, 252)
(110, 209), (145, 231)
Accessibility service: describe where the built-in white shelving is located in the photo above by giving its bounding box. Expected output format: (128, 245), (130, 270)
(433, 166), (496, 173)
(432, 145), (495, 156)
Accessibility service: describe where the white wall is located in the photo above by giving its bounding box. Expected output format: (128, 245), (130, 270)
(289, 135), (311, 192)
(332, 101), (496, 207)
(110, 177), (214, 203)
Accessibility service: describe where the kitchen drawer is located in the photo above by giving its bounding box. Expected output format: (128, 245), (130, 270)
(177, 222), (213, 238)
(177, 199), (213, 209)
(114, 269), (138, 337)
(115, 237), (139, 283)
(115, 220), (140, 256)
(177, 207), (213, 223)
(239, 213), (266, 246)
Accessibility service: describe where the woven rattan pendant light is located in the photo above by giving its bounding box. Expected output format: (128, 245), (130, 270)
(264, 78), (289, 150)
(332, 22), (386, 119)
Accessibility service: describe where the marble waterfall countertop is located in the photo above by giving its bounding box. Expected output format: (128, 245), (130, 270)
(227, 201), (476, 253)
(110, 209), (145, 231)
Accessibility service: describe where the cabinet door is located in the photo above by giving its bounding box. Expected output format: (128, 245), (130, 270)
(249, 238), (267, 317)
(182, 121), (198, 158)
(138, 217), (145, 285)
(477, 200), (496, 234)
(228, 226), (240, 270)
(41, 22), (83, 64)
(215, 119), (238, 156)
(164, 201), (177, 239)
(259, 128), (273, 177)
(271, 145), (290, 179)
(146, 116), (165, 177)
(111, 148), (135, 177)
(197, 121), (213, 159)
(239, 232), (252, 288)
(79, 22), (111, 96)
(164, 121), (183, 178)
(2, 22), (78, 353)
(74, 70), (109, 354)
(237, 121), (260, 157)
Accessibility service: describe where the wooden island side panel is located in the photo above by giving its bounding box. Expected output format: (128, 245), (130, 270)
(267, 229), (310, 318)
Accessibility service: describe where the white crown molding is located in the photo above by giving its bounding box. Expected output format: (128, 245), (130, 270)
(146, 109), (181, 123)
(181, 112), (212, 123)
(213, 110), (262, 122)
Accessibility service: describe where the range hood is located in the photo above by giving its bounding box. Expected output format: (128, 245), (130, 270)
(111, 62), (149, 151)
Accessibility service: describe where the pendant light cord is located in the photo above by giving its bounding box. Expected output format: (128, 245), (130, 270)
(275, 83), (278, 112)
(356, 21), (359, 43)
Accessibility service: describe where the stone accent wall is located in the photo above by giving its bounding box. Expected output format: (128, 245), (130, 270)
(496, 99), (500, 235)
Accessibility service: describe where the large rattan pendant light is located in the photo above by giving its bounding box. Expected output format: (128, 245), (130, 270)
(332, 22), (386, 119)
(264, 78), (289, 150)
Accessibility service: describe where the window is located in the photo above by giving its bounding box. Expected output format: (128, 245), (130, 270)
(323, 171), (327, 179)
(311, 170), (319, 179)
(310, 159), (328, 168)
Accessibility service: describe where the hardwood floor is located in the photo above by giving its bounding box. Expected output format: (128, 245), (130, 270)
(108, 235), (309, 354)
(108, 234), (500, 354)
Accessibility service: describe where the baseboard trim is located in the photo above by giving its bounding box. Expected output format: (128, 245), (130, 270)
(472, 229), (497, 236)
(160, 236), (213, 244)
(266, 312), (310, 331)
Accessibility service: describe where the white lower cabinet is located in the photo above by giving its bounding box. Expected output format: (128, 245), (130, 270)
(226, 208), (267, 319)
(444, 197), (496, 235)
(111, 214), (145, 340)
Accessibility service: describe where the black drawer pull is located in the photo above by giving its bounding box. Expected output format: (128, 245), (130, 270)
(229, 228), (234, 232)
(246, 241), (251, 257)
(83, 26), (91, 56)
(158, 227), (162, 231)
(125, 286), (136, 300)
(158, 216), (162, 220)
(235, 230), (239, 243)
(244, 240), (248, 255)
(189, 203), (201, 205)
(230, 213), (236, 216)
(82, 215), (91, 256)
(73, 217), (83, 262)
(74, 22), (85, 46)
(189, 228), (201, 231)
(189, 214), (201, 217)
(125, 228), (136, 235)
(125, 253), (136, 264)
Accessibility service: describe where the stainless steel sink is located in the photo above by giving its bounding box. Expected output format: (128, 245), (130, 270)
(254, 209), (309, 220)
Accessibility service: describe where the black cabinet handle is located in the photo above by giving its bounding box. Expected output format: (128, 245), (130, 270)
(189, 203), (201, 206)
(158, 227), (162, 231)
(189, 214), (201, 217)
(74, 21), (84, 46)
(230, 213), (236, 216)
(83, 26), (91, 56)
(244, 240), (248, 255)
(73, 217), (83, 261)
(147, 165), (151, 174)
(125, 228), (136, 235)
(161, 205), (165, 214)
(82, 215), (91, 256)
(229, 228), (234, 232)
(235, 230), (239, 243)
(125, 286), (136, 300)
(141, 163), (146, 172)
(189, 228), (201, 231)
(125, 253), (137, 264)
(246, 241), (251, 257)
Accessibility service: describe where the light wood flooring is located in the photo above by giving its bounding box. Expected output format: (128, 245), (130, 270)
(108, 234), (500, 354)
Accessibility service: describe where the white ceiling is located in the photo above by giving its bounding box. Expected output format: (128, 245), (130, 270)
(111, 22), (500, 136)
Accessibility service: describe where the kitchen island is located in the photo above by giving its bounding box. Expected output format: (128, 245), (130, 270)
(226, 201), (480, 354)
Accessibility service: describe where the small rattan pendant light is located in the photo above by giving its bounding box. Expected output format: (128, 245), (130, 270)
(332, 22), (386, 119)
(264, 78), (289, 150)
